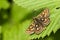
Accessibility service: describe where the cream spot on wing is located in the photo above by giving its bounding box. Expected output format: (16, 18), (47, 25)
(44, 18), (48, 22)
(31, 24), (35, 26)
(45, 14), (47, 17)
(31, 28), (35, 31)
(45, 19), (47, 21)
(42, 12), (45, 15)
(30, 26), (33, 29)
(36, 25), (38, 27)
(30, 32), (34, 34)
(42, 18), (44, 21)
(37, 28), (40, 31)
(26, 29), (34, 34)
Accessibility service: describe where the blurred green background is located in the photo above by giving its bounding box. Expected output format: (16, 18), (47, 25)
(0, 0), (60, 40)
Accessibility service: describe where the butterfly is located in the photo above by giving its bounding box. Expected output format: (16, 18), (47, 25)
(26, 8), (50, 34)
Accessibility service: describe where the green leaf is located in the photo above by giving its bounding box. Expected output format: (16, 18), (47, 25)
(3, 0), (60, 40)
(14, 0), (60, 10)
(0, 26), (2, 33)
(0, 0), (10, 9)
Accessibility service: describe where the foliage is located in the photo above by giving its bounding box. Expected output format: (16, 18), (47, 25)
(0, 0), (60, 40)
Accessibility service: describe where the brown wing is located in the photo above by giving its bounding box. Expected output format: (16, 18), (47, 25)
(40, 8), (50, 26)
(42, 18), (50, 26)
(35, 8), (50, 26)
(42, 8), (49, 18)
(34, 8), (50, 34)
(26, 21), (35, 34)
(34, 23), (44, 34)
(36, 8), (49, 19)
(26, 8), (50, 34)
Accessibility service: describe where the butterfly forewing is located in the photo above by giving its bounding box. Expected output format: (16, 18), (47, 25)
(26, 8), (50, 34)
(43, 8), (49, 17)
(36, 8), (49, 18)
(26, 22), (35, 34)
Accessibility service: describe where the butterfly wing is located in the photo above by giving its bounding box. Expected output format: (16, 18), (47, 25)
(40, 8), (50, 26)
(42, 8), (49, 17)
(42, 18), (50, 26)
(26, 21), (35, 34)
(36, 8), (49, 19)
(34, 23), (45, 34)
(26, 8), (50, 34)
(34, 8), (50, 34)
(36, 8), (50, 26)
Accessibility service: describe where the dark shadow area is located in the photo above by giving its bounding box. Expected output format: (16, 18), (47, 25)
(0, 8), (8, 25)
(0, 6), (11, 25)
(0, 33), (3, 40)
(7, 0), (13, 3)
(56, 7), (60, 9)
(0, 0), (13, 40)
(33, 29), (60, 40)
(20, 8), (45, 23)
(54, 29), (60, 40)
(0, 0), (13, 25)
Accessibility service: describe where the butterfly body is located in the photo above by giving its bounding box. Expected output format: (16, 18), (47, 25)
(26, 8), (50, 34)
